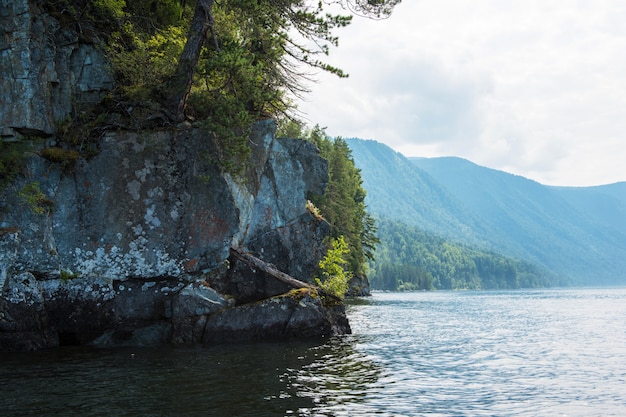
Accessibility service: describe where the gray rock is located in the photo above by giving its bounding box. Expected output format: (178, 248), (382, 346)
(90, 322), (173, 347)
(0, 0), (113, 137)
(0, 122), (344, 351)
(0, 1), (352, 351)
(0, 272), (59, 351)
(171, 283), (233, 318)
(201, 291), (350, 343)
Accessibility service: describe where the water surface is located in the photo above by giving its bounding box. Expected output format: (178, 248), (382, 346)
(2, 288), (625, 416)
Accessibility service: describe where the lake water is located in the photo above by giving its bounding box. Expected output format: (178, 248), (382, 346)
(1, 288), (625, 416)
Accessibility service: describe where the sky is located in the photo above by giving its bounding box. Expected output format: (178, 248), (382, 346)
(295, 0), (626, 187)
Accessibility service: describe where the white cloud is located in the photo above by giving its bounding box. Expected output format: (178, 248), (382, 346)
(297, 0), (626, 186)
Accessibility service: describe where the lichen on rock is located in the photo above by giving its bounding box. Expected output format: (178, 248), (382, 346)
(0, 122), (350, 351)
(0, 1), (351, 352)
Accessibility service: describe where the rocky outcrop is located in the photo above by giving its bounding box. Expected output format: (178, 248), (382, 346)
(0, 123), (349, 351)
(0, 0), (351, 352)
(0, 0), (113, 139)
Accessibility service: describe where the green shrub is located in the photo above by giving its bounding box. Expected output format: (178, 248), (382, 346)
(107, 24), (185, 100)
(60, 270), (80, 282)
(18, 182), (53, 215)
(315, 236), (352, 299)
(40, 148), (80, 163)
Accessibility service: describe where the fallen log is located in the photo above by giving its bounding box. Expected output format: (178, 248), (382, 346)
(229, 247), (315, 289)
(229, 247), (342, 302)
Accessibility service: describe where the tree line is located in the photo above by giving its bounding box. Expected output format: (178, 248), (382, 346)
(371, 218), (562, 291)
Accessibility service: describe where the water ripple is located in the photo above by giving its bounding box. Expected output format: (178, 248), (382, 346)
(2, 288), (626, 416)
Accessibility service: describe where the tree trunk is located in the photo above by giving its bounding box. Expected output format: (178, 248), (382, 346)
(229, 248), (343, 302)
(229, 248), (316, 290)
(167, 0), (215, 121)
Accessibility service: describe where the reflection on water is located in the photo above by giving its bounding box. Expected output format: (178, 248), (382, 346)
(294, 340), (384, 416)
(0, 336), (380, 417)
(2, 288), (626, 416)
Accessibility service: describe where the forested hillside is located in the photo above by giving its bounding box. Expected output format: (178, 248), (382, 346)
(345, 139), (494, 246)
(550, 183), (626, 236)
(347, 139), (626, 288)
(371, 219), (562, 291)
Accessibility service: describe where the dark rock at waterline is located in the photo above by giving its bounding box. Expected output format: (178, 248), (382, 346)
(201, 291), (350, 344)
(0, 272), (349, 351)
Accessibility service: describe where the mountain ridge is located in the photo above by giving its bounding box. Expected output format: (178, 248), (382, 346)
(346, 138), (626, 285)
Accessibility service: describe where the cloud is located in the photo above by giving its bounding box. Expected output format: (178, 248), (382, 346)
(297, 0), (626, 186)
(304, 54), (491, 146)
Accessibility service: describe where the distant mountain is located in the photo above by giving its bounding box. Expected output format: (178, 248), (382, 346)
(345, 139), (494, 247)
(549, 183), (626, 236)
(346, 139), (626, 286)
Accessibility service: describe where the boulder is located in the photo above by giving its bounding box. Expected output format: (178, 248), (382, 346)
(201, 290), (350, 343)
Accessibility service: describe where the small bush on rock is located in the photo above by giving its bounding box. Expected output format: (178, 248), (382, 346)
(315, 236), (352, 300)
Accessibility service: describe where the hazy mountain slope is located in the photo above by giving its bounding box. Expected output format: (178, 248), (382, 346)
(345, 139), (494, 247)
(550, 183), (626, 237)
(412, 156), (626, 284)
(346, 139), (626, 285)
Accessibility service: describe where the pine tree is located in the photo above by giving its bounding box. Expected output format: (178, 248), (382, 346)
(298, 126), (379, 282)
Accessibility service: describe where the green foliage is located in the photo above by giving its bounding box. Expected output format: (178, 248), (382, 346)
(107, 23), (186, 100)
(199, 0), (292, 112)
(276, 118), (306, 139)
(374, 261), (435, 291)
(18, 182), (53, 215)
(43, 0), (128, 35)
(40, 148), (80, 164)
(45, 0), (185, 101)
(0, 142), (28, 189)
(287, 287), (318, 301)
(371, 218), (559, 291)
(187, 0), (294, 173)
(46, 0), (183, 32)
(54, 110), (110, 153)
(315, 236), (352, 299)
(303, 126), (379, 278)
(93, 0), (126, 19)
(124, 0), (184, 30)
(60, 270), (80, 282)
(199, 114), (252, 176)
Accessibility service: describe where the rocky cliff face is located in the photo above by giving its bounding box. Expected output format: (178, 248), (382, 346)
(0, 123), (350, 352)
(0, 0), (349, 351)
(1, 0), (113, 139)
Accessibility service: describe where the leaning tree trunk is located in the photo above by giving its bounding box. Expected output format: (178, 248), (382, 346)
(167, 0), (216, 121)
(229, 248), (343, 302)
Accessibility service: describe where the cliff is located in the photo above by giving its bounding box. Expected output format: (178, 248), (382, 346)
(0, 0), (349, 351)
